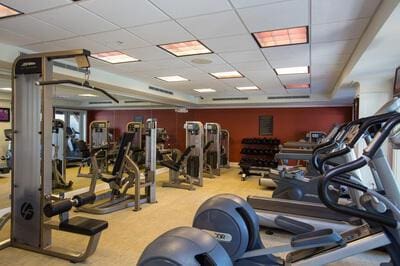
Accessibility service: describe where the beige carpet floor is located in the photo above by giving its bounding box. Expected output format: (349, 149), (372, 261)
(0, 167), (389, 265)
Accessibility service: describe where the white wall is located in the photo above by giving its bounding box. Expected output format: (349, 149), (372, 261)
(355, 77), (394, 188)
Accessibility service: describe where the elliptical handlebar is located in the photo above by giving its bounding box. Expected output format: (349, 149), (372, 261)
(318, 113), (400, 227)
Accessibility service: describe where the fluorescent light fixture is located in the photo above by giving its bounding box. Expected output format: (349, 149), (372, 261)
(284, 83), (310, 89)
(156, 76), (188, 82)
(0, 87), (12, 91)
(210, 71), (243, 79)
(236, 86), (259, 91)
(92, 51), (139, 64)
(193, 88), (216, 93)
(253, 26), (308, 48)
(0, 4), (22, 19)
(275, 66), (309, 75)
(79, 93), (97, 97)
(159, 40), (212, 57)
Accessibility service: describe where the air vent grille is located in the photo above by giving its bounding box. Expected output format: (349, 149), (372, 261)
(89, 101), (112, 104)
(268, 95), (310, 100)
(212, 97), (248, 101)
(149, 86), (173, 95)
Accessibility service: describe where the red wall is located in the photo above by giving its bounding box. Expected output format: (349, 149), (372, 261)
(88, 107), (352, 162)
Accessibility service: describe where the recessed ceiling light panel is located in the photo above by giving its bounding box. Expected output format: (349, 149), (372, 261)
(253, 26), (308, 48)
(0, 87), (12, 91)
(92, 51), (139, 64)
(156, 76), (188, 82)
(0, 4), (22, 19)
(194, 88), (216, 93)
(236, 86), (259, 91)
(274, 66), (309, 75)
(159, 40), (212, 57)
(284, 83), (310, 89)
(210, 71), (243, 79)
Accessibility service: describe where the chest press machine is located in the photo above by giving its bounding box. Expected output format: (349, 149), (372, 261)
(161, 121), (204, 190)
(0, 49), (117, 262)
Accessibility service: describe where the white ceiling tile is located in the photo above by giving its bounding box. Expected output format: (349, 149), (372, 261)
(49, 37), (109, 53)
(127, 20), (194, 45)
(123, 46), (174, 61)
(23, 41), (67, 52)
(311, 78), (336, 94)
(180, 53), (226, 67)
(191, 63), (236, 73)
(230, 60), (270, 72)
(312, 0), (381, 25)
(86, 29), (149, 50)
(150, 0), (231, 19)
(312, 53), (351, 66)
(147, 58), (191, 69)
(311, 40), (358, 58)
(32, 5), (118, 35)
(178, 11), (247, 39)
(218, 50), (264, 64)
(202, 34), (258, 53)
(312, 18), (369, 43)
(0, 28), (37, 46)
(1, 0), (70, 13)
(220, 77), (254, 87)
(237, 0), (309, 32)
(263, 44), (310, 68)
(0, 15), (75, 42)
(262, 44), (309, 61)
(114, 61), (163, 73)
(311, 64), (343, 79)
(231, 0), (287, 9)
(79, 0), (169, 27)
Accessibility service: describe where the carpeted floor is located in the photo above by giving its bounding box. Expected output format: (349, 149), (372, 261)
(0, 167), (389, 265)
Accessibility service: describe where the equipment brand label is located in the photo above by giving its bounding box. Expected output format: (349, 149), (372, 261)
(204, 229), (232, 242)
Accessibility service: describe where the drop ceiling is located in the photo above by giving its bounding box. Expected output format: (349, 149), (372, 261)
(0, 0), (388, 107)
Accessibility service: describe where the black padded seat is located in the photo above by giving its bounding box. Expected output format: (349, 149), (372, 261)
(160, 160), (180, 171)
(160, 145), (195, 172)
(59, 216), (108, 236)
(100, 174), (118, 183)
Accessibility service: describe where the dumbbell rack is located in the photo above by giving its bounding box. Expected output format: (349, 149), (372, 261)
(239, 137), (280, 181)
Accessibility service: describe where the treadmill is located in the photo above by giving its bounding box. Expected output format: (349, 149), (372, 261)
(247, 97), (400, 234)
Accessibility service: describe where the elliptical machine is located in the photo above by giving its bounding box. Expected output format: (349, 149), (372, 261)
(138, 111), (400, 266)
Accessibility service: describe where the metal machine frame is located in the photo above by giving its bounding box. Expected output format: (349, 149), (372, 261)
(78, 119), (157, 214)
(220, 129), (230, 168)
(2, 49), (110, 262)
(162, 121), (204, 190)
(52, 119), (73, 189)
(126, 121), (143, 150)
(204, 122), (221, 178)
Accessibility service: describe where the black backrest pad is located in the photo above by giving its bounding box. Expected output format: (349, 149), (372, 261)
(112, 132), (135, 175)
(177, 145), (195, 164)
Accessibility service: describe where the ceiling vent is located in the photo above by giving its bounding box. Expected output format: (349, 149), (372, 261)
(149, 86), (173, 95)
(268, 95), (310, 100)
(212, 97), (248, 101)
(89, 101), (112, 104)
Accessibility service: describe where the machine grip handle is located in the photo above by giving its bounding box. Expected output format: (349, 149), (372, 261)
(43, 200), (73, 217)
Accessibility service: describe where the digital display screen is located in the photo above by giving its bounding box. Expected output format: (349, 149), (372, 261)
(394, 67), (400, 97)
(0, 108), (10, 122)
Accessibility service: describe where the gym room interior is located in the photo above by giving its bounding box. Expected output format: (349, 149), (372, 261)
(0, 0), (400, 265)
